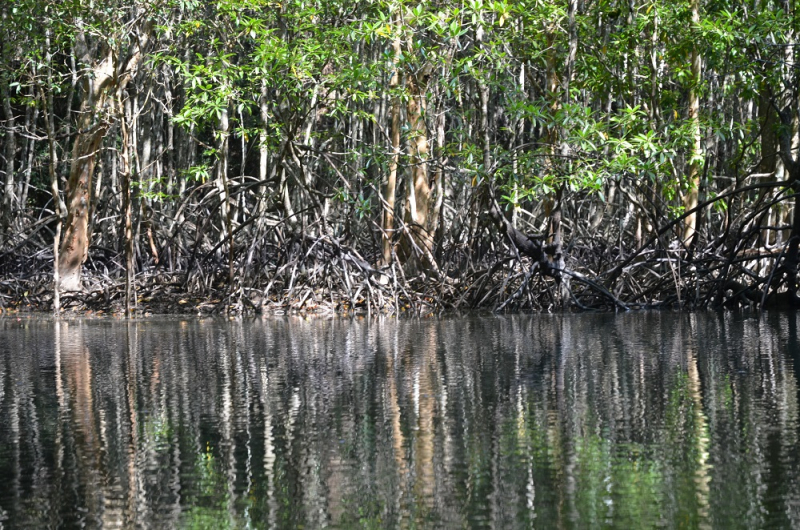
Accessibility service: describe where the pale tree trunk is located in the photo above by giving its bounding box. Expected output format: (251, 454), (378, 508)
(398, 17), (438, 273)
(0, 3), (16, 235)
(475, 13), (495, 244)
(779, 0), (800, 250)
(563, 0), (578, 108)
(43, 30), (63, 313)
(279, 166), (294, 221)
(118, 91), (135, 314)
(136, 81), (159, 266)
(477, 23), (490, 174)
(431, 88), (446, 258)
(542, 15), (561, 248)
(259, 81), (269, 214)
(543, 0), (578, 307)
(648, 9), (662, 129)
(775, 4), (800, 305)
(1, 70), (16, 233)
(58, 37), (113, 292)
(556, 0), (578, 301)
(217, 104), (235, 289)
(19, 96), (38, 210)
(58, 19), (151, 293)
(400, 63), (437, 273)
(59, 108), (110, 292)
(382, 29), (401, 265)
(682, 0), (702, 245)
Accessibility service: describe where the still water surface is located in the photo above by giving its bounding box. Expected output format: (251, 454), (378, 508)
(1, 312), (799, 529)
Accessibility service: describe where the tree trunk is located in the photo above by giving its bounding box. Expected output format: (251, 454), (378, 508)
(58, 35), (114, 292)
(19, 99), (38, 211)
(43, 30), (63, 312)
(1, 71), (16, 233)
(682, 0), (702, 245)
(757, 86), (780, 246)
(400, 64), (437, 272)
(59, 120), (109, 292)
(58, 20), (151, 293)
(406, 71), (430, 227)
(118, 90), (135, 314)
(382, 29), (401, 265)
(217, 104), (235, 289)
(773, 0), (800, 304)
(259, 80), (270, 214)
(758, 88), (778, 177)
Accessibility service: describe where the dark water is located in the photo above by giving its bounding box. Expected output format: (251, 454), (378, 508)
(0, 313), (799, 529)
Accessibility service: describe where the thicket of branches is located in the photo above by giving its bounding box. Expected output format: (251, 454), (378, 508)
(1, 0), (799, 315)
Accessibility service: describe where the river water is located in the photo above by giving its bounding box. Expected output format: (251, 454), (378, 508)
(0, 312), (798, 529)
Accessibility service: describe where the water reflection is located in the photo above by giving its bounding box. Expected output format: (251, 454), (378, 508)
(1, 313), (799, 528)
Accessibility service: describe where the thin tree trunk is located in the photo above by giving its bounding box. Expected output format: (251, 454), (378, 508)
(757, 86), (780, 246)
(542, 16), (561, 274)
(118, 89), (135, 315)
(648, 9), (662, 129)
(682, 0), (702, 245)
(549, 0), (578, 307)
(383, 30), (401, 265)
(1, 1), (15, 234)
(478, 30), (490, 174)
(217, 104), (235, 290)
(43, 31), (63, 313)
(2, 70), (16, 232)
(259, 80), (270, 215)
(758, 89), (778, 177)
(563, 0), (578, 106)
(279, 166), (294, 221)
(20, 100), (38, 211)
(432, 91), (446, 257)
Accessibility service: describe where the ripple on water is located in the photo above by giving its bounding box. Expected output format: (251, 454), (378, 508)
(0, 313), (799, 528)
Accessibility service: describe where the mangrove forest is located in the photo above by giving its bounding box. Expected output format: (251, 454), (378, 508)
(0, 0), (799, 314)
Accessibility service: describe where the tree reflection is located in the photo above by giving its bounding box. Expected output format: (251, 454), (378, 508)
(0, 313), (799, 528)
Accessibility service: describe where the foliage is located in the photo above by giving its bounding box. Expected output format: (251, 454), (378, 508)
(0, 0), (798, 312)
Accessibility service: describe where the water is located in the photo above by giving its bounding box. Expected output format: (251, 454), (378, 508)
(0, 312), (799, 529)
